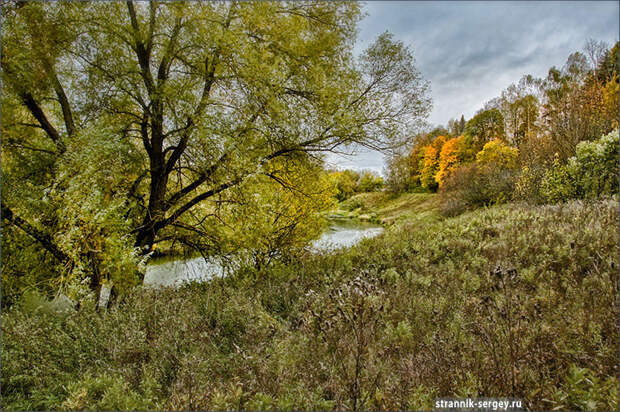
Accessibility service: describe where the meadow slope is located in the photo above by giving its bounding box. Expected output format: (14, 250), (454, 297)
(2, 197), (618, 411)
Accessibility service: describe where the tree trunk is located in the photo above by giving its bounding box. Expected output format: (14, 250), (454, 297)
(135, 155), (168, 252)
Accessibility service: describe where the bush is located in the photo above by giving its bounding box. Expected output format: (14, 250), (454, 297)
(330, 170), (360, 201)
(513, 164), (547, 204)
(475, 139), (519, 169)
(357, 171), (384, 193)
(539, 156), (580, 203)
(540, 129), (619, 202)
(384, 152), (414, 193)
(438, 163), (517, 216)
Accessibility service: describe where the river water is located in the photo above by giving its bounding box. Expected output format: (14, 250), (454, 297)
(143, 220), (384, 288)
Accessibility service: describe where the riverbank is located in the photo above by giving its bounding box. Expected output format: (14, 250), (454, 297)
(329, 191), (442, 226)
(144, 220), (385, 287)
(4, 197), (617, 411)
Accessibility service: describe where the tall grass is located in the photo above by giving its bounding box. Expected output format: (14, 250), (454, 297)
(2, 198), (618, 411)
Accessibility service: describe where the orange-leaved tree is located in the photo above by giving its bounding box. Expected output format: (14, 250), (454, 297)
(420, 135), (448, 190)
(436, 135), (476, 187)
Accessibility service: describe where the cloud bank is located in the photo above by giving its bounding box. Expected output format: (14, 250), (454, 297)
(326, 1), (619, 174)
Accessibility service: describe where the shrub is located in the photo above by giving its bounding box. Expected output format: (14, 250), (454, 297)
(541, 129), (619, 202)
(539, 155), (580, 203)
(438, 163), (517, 216)
(513, 164), (547, 204)
(358, 171), (384, 192)
(546, 364), (619, 411)
(331, 170), (360, 201)
(62, 373), (159, 411)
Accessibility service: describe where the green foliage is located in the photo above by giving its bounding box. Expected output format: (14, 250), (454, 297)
(3, 199), (617, 410)
(330, 169), (384, 200)
(384, 152), (415, 193)
(51, 124), (145, 294)
(357, 171), (384, 193)
(539, 156), (579, 203)
(330, 170), (361, 201)
(221, 166), (336, 268)
(464, 108), (506, 149)
(1, 1), (431, 304)
(541, 129), (619, 202)
(547, 365), (619, 411)
(62, 373), (160, 411)
(336, 191), (440, 226)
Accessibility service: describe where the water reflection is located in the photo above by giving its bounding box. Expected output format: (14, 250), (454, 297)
(143, 220), (384, 287)
(310, 220), (384, 252)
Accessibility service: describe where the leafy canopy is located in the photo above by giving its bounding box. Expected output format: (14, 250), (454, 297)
(1, 1), (431, 298)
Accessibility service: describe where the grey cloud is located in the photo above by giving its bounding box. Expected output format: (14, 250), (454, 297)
(334, 1), (618, 172)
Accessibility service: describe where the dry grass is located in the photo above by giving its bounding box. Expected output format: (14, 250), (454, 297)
(3, 197), (618, 411)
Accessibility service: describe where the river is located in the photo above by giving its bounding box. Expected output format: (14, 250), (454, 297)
(143, 220), (384, 288)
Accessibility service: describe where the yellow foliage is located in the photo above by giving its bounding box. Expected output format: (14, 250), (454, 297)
(475, 139), (519, 169)
(420, 136), (446, 190)
(603, 74), (619, 129)
(431, 135), (448, 150)
(435, 135), (478, 187)
(224, 164), (336, 264)
(436, 137), (460, 187)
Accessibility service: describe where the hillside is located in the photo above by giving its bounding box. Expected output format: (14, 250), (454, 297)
(329, 192), (442, 226)
(4, 197), (617, 411)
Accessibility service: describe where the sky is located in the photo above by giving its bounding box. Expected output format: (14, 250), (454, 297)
(326, 0), (619, 175)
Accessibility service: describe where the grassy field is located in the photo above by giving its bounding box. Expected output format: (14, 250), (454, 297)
(329, 191), (442, 226)
(3, 196), (618, 411)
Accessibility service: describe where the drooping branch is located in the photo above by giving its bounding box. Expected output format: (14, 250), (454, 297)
(18, 91), (66, 154)
(163, 103), (264, 210)
(1, 203), (71, 264)
(4, 138), (57, 155)
(42, 58), (76, 137)
(155, 177), (243, 232)
(158, 135), (334, 231)
(164, 152), (229, 210)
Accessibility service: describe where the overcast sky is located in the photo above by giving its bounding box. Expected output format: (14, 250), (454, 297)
(326, 0), (619, 175)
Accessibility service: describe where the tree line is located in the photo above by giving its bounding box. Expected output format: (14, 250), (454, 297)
(385, 40), (618, 214)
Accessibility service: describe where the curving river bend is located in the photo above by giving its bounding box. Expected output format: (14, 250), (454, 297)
(143, 220), (384, 288)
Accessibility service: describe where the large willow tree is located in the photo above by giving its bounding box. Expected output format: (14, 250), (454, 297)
(1, 1), (430, 300)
